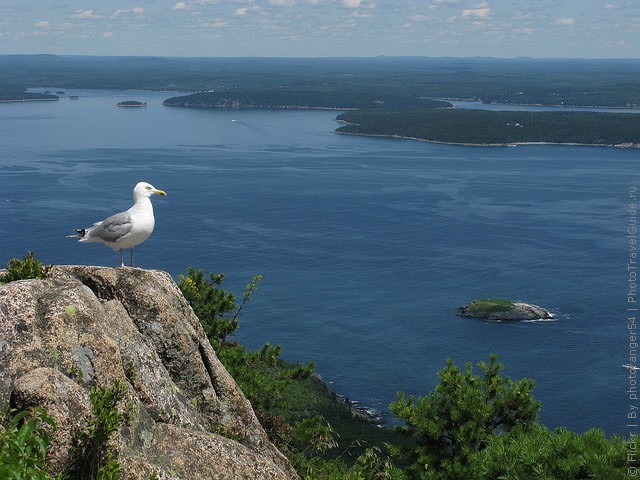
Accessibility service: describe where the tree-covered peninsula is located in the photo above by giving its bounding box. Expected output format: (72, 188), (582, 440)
(163, 90), (450, 111)
(0, 86), (58, 102)
(336, 108), (640, 147)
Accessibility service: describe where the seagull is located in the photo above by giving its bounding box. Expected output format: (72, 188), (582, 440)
(68, 182), (167, 267)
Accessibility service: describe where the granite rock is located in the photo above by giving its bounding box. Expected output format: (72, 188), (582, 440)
(0, 265), (298, 479)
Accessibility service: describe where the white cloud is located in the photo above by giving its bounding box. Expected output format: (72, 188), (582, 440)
(34, 21), (50, 27)
(201, 19), (229, 28)
(269, 0), (296, 5)
(111, 7), (144, 18)
(350, 9), (375, 17)
(555, 17), (575, 25)
(431, 0), (461, 5)
(171, 2), (189, 11)
(512, 11), (532, 21)
(603, 2), (636, 9)
(234, 7), (249, 16)
(341, 0), (362, 8)
(103, 31), (114, 37)
(71, 9), (101, 19)
(462, 7), (490, 18)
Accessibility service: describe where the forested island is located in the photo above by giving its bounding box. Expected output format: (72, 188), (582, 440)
(335, 109), (640, 147)
(0, 86), (58, 102)
(116, 100), (147, 107)
(162, 90), (450, 110)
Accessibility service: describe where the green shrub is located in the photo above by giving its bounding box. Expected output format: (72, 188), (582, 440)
(0, 252), (52, 284)
(0, 407), (57, 480)
(288, 419), (405, 480)
(67, 381), (128, 480)
(178, 267), (262, 345)
(218, 342), (315, 423)
(474, 424), (631, 480)
(466, 299), (514, 314)
(390, 354), (540, 479)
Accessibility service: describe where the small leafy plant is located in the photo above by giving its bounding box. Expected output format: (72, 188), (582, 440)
(0, 407), (57, 480)
(178, 267), (262, 345)
(0, 252), (52, 284)
(291, 415), (338, 456)
(67, 381), (128, 480)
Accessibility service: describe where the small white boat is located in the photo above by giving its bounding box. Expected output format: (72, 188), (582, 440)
(623, 364), (640, 371)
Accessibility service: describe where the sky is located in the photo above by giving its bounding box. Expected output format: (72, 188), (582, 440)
(1, 0), (638, 58)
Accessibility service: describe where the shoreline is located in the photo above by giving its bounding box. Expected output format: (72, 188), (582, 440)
(163, 103), (358, 111)
(334, 130), (640, 149)
(310, 373), (387, 426)
(0, 97), (59, 103)
(435, 97), (640, 111)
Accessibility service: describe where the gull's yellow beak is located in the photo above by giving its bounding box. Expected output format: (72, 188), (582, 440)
(155, 189), (167, 196)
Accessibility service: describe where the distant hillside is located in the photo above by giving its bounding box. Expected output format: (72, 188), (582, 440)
(1, 55), (640, 108)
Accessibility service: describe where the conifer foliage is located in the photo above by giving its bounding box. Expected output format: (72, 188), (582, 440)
(391, 355), (540, 478)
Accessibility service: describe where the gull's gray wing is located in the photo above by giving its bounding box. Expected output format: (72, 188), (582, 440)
(89, 211), (133, 243)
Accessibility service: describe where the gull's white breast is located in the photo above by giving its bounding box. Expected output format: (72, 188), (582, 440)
(114, 202), (155, 250)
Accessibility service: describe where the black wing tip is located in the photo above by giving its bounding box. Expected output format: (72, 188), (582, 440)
(66, 228), (86, 239)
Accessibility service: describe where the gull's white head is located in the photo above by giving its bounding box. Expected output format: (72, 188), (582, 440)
(134, 181), (167, 200)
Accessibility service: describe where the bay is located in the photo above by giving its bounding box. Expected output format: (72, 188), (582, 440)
(1, 89), (638, 435)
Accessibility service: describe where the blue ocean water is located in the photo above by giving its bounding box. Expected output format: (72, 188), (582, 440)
(1, 89), (638, 435)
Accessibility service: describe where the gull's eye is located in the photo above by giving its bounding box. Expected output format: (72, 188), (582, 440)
(146, 186), (152, 190)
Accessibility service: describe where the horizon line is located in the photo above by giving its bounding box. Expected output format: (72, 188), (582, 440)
(1, 53), (640, 61)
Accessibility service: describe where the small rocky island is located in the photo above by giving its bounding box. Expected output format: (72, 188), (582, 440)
(458, 298), (554, 321)
(116, 100), (147, 107)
